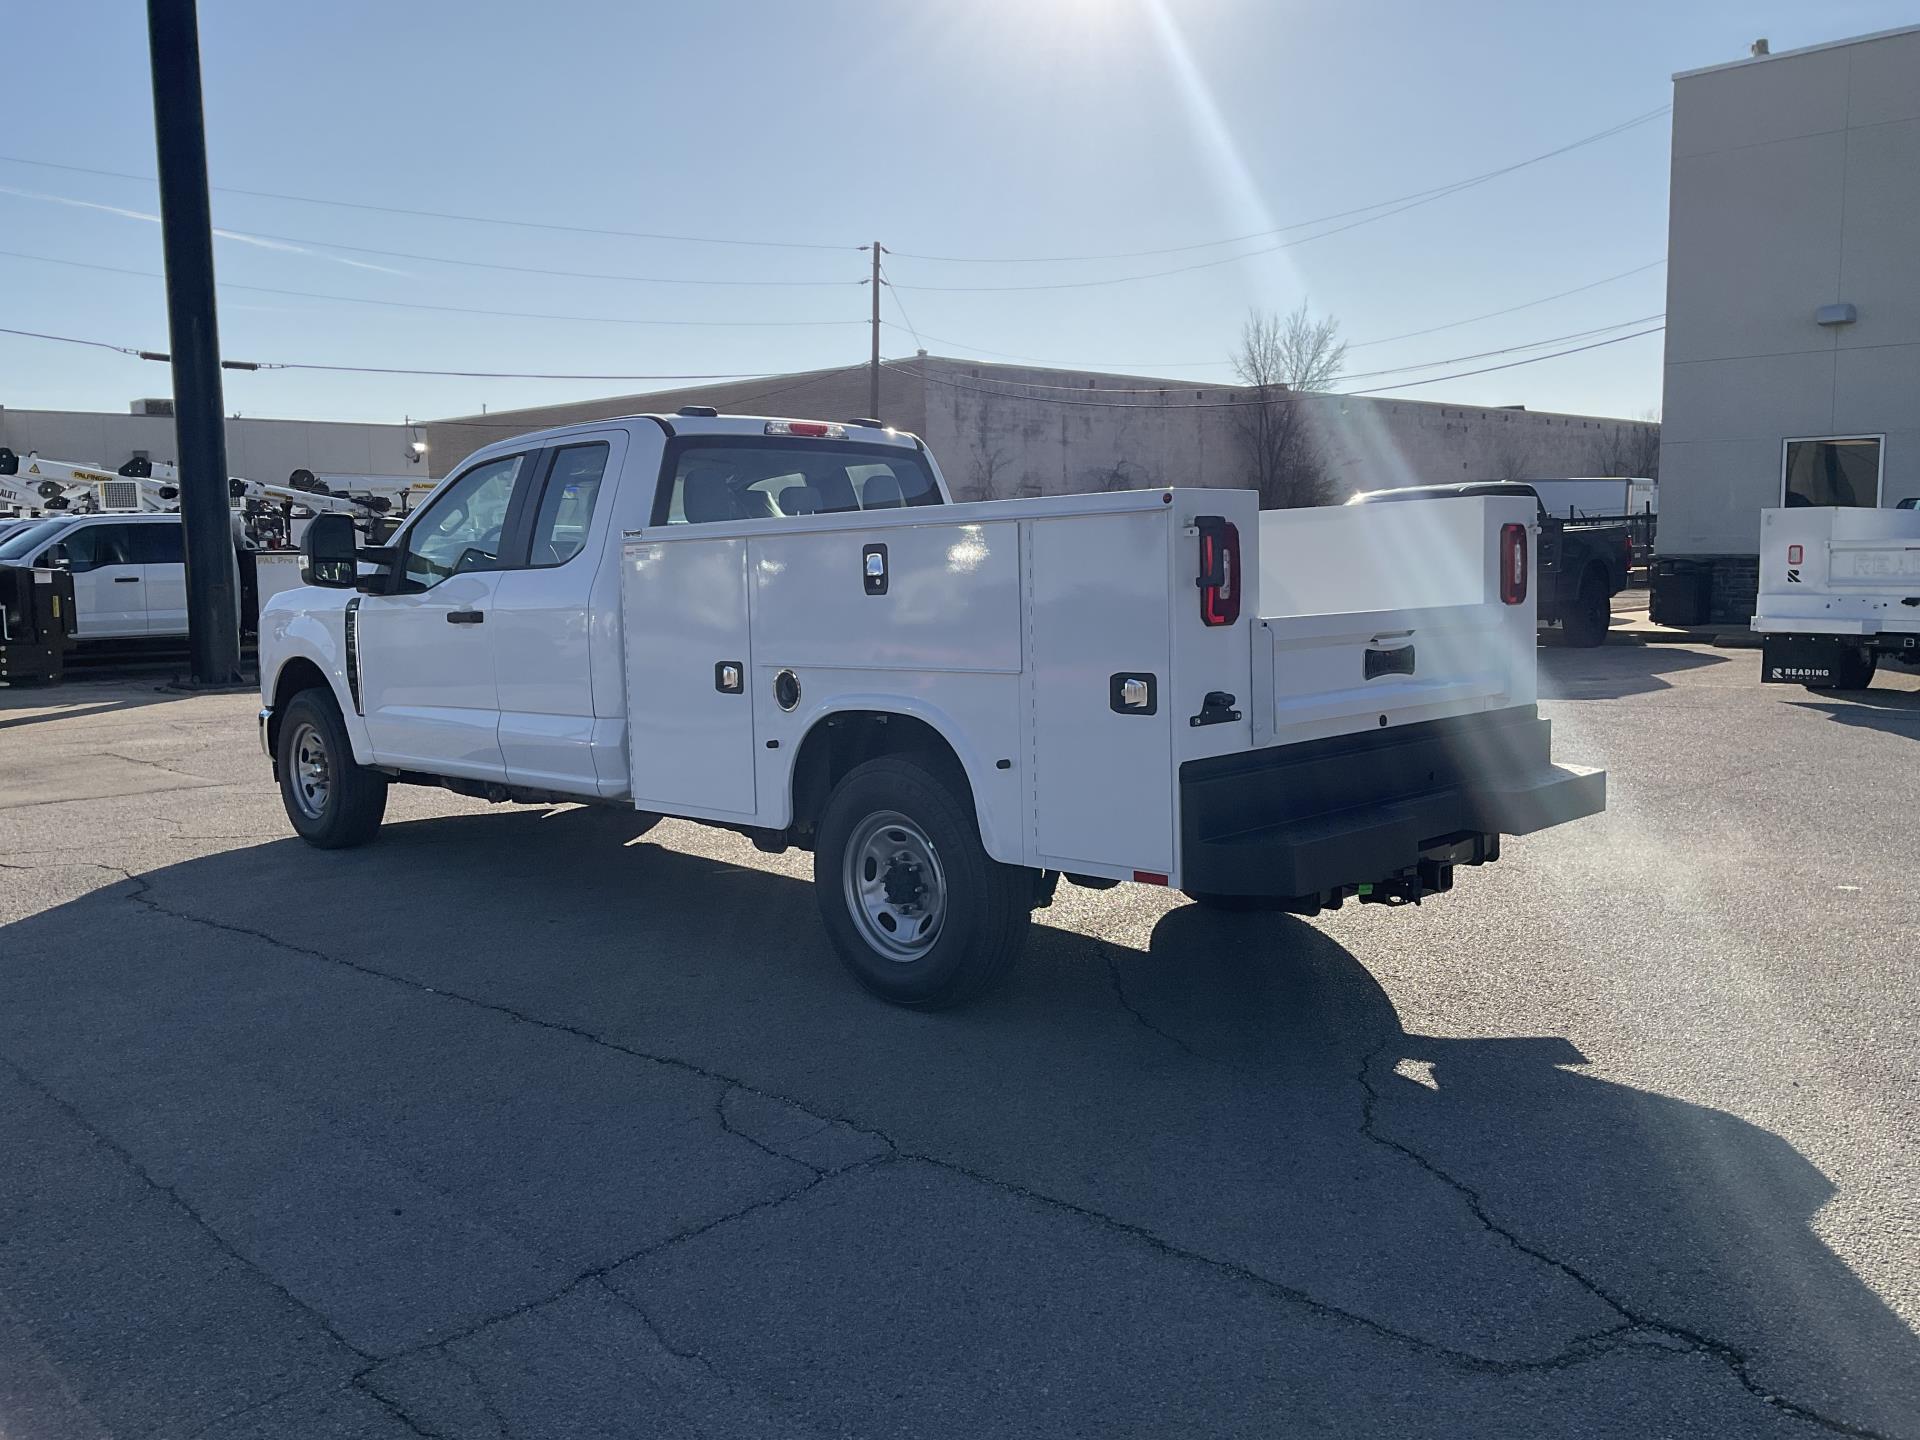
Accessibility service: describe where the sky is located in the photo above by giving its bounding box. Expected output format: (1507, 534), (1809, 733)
(2, 0), (1914, 428)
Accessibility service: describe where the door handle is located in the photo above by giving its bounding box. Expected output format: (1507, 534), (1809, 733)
(114, 576), (142, 583)
(446, 610), (485, 625)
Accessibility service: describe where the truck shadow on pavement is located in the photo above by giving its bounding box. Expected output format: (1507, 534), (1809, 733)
(2, 805), (1915, 1438)
(1789, 686), (1920, 740)
(1538, 643), (1729, 701)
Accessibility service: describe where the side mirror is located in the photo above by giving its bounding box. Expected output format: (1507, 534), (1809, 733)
(300, 513), (360, 588)
(41, 544), (70, 569)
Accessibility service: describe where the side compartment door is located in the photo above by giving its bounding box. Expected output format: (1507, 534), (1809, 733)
(622, 534), (757, 817)
(50, 521), (146, 637)
(355, 452), (533, 781)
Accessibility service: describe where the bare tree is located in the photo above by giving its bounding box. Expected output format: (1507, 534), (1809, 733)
(1485, 431), (1536, 482)
(1230, 305), (1343, 508)
(1584, 414), (1661, 480)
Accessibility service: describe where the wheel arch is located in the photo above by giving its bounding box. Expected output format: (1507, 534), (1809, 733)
(787, 701), (1017, 864)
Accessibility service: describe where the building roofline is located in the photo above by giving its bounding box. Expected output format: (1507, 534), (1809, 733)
(1672, 22), (1920, 81)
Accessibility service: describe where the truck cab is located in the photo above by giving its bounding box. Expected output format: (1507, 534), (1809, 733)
(260, 412), (1604, 1007)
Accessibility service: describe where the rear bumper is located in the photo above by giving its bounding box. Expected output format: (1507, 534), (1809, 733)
(1178, 706), (1604, 902)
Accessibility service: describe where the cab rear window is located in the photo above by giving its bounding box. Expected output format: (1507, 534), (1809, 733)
(657, 440), (941, 526)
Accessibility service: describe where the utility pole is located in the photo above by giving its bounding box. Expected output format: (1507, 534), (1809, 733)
(146, 0), (242, 686)
(867, 240), (884, 421)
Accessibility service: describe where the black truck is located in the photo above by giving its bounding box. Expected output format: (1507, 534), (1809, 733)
(1349, 481), (1633, 647)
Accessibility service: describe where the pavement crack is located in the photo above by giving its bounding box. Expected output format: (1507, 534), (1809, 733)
(1101, 951), (1199, 1057)
(1354, 1037), (1900, 1439)
(0, 1046), (374, 1369)
(113, 881), (1903, 1430)
(352, 1372), (454, 1440)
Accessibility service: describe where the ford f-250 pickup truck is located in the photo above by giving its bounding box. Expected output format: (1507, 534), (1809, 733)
(259, 411), (1605, 1007)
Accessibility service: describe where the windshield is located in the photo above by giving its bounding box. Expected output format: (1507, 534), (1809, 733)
(0, 518), (71, 561)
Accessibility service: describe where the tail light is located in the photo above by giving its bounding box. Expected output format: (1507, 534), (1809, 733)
(1500, 522), (1528, 605)
(1787, 544), (1803, 565)
(1196, 515), (1241, 627)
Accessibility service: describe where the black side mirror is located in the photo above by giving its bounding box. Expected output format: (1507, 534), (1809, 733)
(300, 513), (359, 588)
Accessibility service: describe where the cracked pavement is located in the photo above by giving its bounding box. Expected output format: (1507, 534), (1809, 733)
(0, 644), (1916, 1437)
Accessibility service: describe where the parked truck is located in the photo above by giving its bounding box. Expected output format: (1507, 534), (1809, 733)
(259, 412), (1605, 1007)
(1753, 506), (1920, 690)
(1350, 481), (1633, 646)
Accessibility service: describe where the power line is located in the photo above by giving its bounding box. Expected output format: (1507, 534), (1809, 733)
(1348, 260), (1666, 348)
(0, 249), (865, 329)
(0, 184), (862, 288)
(878, 262), (924, 353)
(0, 322), (794, 382)
(887, 106), (1670, 280)
(0, 153), (859, 253)
(1338, 327), (1664, 395)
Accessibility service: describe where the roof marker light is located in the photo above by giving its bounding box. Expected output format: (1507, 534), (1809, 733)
(766, 420), (846, 439)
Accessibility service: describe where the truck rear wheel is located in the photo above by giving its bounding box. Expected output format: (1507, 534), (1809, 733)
(1806, 647), (1877, 692)
(277, 688), (388, 849)
(814, 756), (1029, 1008)
(1562, 569), (1611, 648)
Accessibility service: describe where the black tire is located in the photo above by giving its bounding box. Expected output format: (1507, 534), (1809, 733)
(1805, 648), (1877, 692)
(1182, 890), (1285, 912)
(277, 687), (388, 848)
(813, 756), (1030, 1008)
(1561, 569), (1611, 648)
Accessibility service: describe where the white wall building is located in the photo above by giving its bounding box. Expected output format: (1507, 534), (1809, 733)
(0, 403), (421, 489)
(1658, 25), (1920, 622)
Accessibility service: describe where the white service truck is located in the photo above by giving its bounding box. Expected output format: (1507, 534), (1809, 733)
(1753, 506), (1920, 690)
(259, 411), (1605, 1007)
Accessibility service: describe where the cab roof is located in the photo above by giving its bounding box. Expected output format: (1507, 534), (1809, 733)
(467, 412), (925, 456)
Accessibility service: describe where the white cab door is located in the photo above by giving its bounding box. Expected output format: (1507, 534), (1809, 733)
(48, 521), (147, 638)
(353, 452), (531, 781)
(133, 521), (189, 636)
(491, 437), (620, 795)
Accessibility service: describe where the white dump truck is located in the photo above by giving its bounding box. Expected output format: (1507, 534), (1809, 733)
(258, 410), (1604, 1007)
(1753, 506), (1920, 690)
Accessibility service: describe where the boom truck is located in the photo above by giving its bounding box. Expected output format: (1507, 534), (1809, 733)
(259, 409), (1606, 1008)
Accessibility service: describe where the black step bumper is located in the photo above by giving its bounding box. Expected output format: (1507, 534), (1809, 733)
(1178, 706), (1604, 903)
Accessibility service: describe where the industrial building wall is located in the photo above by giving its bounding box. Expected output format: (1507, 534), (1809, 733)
(423, 363), (926, 476)
(1660, 26), (1920, 616)
(421, 356), (1654, 503)
(0, 407), (416, 484)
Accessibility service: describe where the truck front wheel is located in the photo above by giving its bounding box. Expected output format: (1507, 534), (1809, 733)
(277, 688), (388, 849)
(814, 757), (1030, 1008)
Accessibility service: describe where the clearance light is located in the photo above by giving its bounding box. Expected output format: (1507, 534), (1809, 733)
(1500, 523), (1528, 605)
(765, 420), (847, 439)
(1788, 544), (1803, 565)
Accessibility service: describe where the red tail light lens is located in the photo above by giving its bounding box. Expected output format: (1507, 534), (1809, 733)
(1500, 522), (1528, 605)
(1196, 515), (1241, 627)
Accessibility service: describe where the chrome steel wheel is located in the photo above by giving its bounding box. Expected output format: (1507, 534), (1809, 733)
(842, 810), (947, 962)
(288, 720), (331, 821)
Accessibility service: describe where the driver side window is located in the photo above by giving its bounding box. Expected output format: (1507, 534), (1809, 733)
(402, 454), (524, 589)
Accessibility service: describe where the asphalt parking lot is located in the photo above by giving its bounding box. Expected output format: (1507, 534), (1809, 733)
(1, 644), (1916, 1439)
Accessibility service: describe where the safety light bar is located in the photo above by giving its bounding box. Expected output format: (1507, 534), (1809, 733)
(765, 420), (847, 439)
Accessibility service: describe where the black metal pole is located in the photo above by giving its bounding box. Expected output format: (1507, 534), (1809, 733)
(146, 0), (242, 685)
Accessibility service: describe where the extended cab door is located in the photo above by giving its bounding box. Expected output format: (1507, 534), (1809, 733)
(45, 520), (146, 637)
(131, 519), (189, 636)
(355, 452), (534, 781)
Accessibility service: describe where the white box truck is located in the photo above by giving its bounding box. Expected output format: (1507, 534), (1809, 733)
(1753, 506), (1920, 690)
(258, 411), (1604, 1007)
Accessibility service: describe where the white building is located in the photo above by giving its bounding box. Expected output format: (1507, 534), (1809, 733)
(0, 401), (421, 488)
(1657, 25), (1920, 623)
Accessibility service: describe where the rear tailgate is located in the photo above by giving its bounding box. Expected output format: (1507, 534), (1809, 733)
(1251, 495), (1535, 747)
